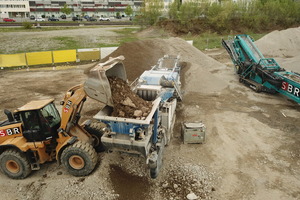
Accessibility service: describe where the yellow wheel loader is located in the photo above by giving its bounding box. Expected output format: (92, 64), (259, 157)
(0, 92), (98, 179)
(0, 56), (126, 179)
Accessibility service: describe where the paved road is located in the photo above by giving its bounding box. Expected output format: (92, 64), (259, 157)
(0, 17), (133, 26)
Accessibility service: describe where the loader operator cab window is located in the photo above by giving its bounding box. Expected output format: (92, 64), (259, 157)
(24, 111), (40, 130)
(21, 103), (61, 142)
(40, 103), (60, 128)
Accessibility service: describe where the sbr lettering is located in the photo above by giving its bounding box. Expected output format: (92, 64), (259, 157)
(294, 87), (299, 97)
(64, 100), (72, 113)
(288, 84), (293, 93)
(13, 127), (20, 134)
(281, 81), (288, 90)
(0, 128), (21, 137)
(281, 81), (300, 97)
(6, 129), (13, 135)
(0, 130), (5, 137)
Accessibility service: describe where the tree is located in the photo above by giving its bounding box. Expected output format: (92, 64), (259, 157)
(61, 4), (72, 15)
(168, 0), (180, 20)
(178, 0), (200, 24)
(124, 5), (133, 16)
(139, 0), (164, 26)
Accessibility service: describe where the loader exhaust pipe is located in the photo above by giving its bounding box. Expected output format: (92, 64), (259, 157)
(4, 109), (14, 122)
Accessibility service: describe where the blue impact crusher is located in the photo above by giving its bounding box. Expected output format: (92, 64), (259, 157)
(86, 55), (182, 178)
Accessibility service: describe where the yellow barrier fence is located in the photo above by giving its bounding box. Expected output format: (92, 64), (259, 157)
(0, 53), (26, 67)
(77, 48), (100, 61)
(53, 50), (76, 63)
(26, 51), (53, 66)
(0, 48), (108, 68)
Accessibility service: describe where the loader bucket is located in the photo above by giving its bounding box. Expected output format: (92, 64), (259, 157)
(84, 56), (127, 107)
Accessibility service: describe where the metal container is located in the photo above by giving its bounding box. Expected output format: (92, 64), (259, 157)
(182, 122), (206, 144)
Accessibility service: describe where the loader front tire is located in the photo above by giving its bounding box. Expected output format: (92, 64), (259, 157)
(0, 149), (31, 179)
(84, 121), (106, 152)
(61, 141), (97, 176)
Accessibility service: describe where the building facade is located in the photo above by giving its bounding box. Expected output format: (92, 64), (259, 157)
(0, 0), (30, 18)
(28, 0), (143, 18)
(1, 0), (241, 19)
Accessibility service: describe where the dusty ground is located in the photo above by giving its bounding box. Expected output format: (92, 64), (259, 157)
(0, 26), (137, 53)
(0, 27), (299, 200)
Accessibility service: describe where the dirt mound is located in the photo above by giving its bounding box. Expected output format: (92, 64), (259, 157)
(255, 27), (300, 72)
(103, 37), (228, 94)
(109, 76), (152, 119)
(255, 27), (300, 58)
(136, 27), (171, 38)
(102, 39), (167, 81)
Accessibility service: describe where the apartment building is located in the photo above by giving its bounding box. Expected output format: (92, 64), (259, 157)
(0, 0), (30, 18)
(0, 0), (239, 19)
(29, 0), (143, 18)
(0, 0), (143, 19)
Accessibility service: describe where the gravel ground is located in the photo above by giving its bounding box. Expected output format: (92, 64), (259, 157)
(0, 27), (299, 200)
(0, 26), (136, 53)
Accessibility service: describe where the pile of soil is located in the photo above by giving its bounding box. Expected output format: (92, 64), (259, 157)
(255, 27), (300, 71)
(102, 37), (228, 94)
(108, 76), (152, 119)
(255, 27), (300, 58)
(102, 40), (166, 81)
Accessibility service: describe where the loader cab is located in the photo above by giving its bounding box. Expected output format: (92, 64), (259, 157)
(15, 99), (61, 142)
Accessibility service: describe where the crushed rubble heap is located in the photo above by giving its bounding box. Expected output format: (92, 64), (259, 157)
(108, 76), (153, 119)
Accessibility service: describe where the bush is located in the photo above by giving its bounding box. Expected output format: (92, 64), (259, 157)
(135, 0), (164, 26)
(159, 0), (300, 34)
(22, 22), (32, 29)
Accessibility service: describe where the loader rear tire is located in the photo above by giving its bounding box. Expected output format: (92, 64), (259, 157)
(0, 149), (31, 179)
(61, 141), (97, 176)
(84, 121), (106, 152)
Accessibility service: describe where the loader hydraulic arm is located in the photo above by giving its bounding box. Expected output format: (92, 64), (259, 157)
(60, 84), (87, 133)
(59, 56), (127, 134)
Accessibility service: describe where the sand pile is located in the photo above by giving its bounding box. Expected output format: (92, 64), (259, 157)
(103, 37), (228, 94)
(255, 27), (300, 57)
(255, 27), (300, 72)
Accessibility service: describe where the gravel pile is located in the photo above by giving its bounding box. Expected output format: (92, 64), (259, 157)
(159, 161), (216, 200)
(255, 27), (300, 71)
(255, 27), (300, 58)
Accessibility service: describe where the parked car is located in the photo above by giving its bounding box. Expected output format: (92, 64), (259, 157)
(30, 15), (35, 20)
(60, 15), (66, 19)
(48, 17), (59, 21)
(99, 17), (110, 21)
(87, 17), (97, 21)
(3, 18), (16, 22)
(35, 17), (45, 22)
(72, 16), (83, 21)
